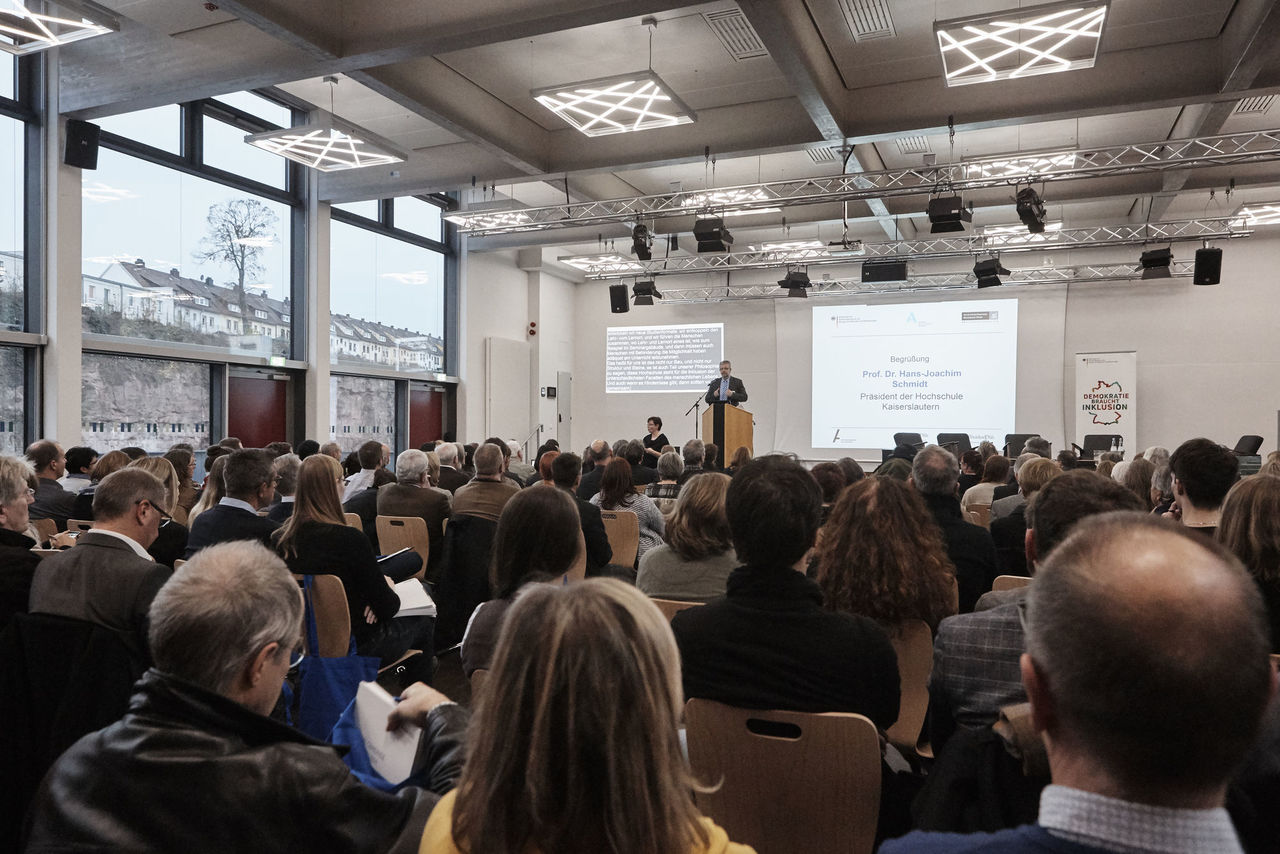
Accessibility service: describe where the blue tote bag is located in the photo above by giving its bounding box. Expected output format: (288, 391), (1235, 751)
(295, 574), (380, 740)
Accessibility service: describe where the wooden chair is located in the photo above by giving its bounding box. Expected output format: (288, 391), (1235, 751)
(991, 575), (1031, 593)
(293, 573), (352, 658)
(968, 503), (991, 528)
(375, 515), (430, 577)
(650, 597), (704, 622)
(599, 509), (639, 568)
(469, 668), (489, 704)
(30, 549), (60, 558)
(886, 619), (933, 755)
(66, 519), (93, 533)
(686, 699), (882, 854)
(173, 559), (186, 570)
(343, 512), (363, 531)
(32, 518), (57, 545)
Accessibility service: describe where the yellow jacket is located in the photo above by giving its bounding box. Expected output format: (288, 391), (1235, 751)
(420, 790), (757, 854)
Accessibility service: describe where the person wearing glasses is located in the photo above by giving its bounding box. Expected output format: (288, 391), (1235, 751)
(27, 468), (172, 660)
(127, 456), (190, 568)
(25, 540), (468, 851)
(0, 455), (41, 630)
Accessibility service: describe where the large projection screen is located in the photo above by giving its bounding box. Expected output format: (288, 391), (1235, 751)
(606, 323), (724, 393)
(812, 299), (1018, 448)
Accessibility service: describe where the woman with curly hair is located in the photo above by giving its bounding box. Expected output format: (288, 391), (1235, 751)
(814, 477), (957, 634)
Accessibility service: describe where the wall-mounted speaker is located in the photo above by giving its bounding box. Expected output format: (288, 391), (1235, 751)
(609, 284), (630, 313)
(64, 119), (101, 170)
(1193, 247), (1222, 286)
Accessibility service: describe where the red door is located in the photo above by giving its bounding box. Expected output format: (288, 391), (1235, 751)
(409, 384), (443, 448)
(228, 372), (289, 449)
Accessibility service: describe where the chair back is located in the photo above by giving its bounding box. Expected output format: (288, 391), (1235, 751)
(1004, 433), (1038, 458)
(936, 432), (972, 455)
(293, 573), (351, 657)
(650, 597), (704, 621)
(343, 512), (363, 530)
(599, 509), (639, 567)
(32, 518), (57, 545)
(969, 503), (991, 528)
(893, 432), (924, 449)
(173, 559), (186, 570)
(1234, 435), (1264, 456)
(686, 699), (881, 854)
(886, 619), (933, 753)
(991, 575), (1031, 593)
(376, 514), (430, 574)
(433, 514), (499, 648)
(30, 549), (60, 558)
(1080, 434), (1120, 458)
(66, 519), (94, 533)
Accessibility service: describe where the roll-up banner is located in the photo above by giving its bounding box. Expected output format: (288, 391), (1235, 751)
(1074, 351), (1137, 458)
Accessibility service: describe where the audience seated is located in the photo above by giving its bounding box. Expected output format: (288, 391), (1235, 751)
(434, 442), (470, 493)
(910, 446), (999, 613)
(265, 453), (300, 522)
(533, 448), (559, 485)
(183, 449), (279, 558)
(28, 468), (172, 660)
(961, 454), (1010, 511)
(274, 454), (433, 674)
(886, 514), (1273, 853)
(1217, 474), (1280, 653)
(460, 486), (585, 676)
(26, 440), (75, 532)
(725, 445), (752, 476)
(1169, 437), (1239, 536)
(637, 473), (736, 602)
(548, 452), (612, 575)
(671, 455), (899, 727)
(295, 438), (320, 459)
(956, 449), (983, 495)
(1055, 449), (1078, 470)
(452, 444), (521, 522)
(646, 449), (684, 499)
(837, 456), (865, 485)
(57, 446), (97, 494)
(814, 476), (957, 634)
(1119, 456), (1155, 512)
(623, 438), (659, 486)
(318, 440), (341, 461)
(0, 455), (39, 629)
(341, 440), (385, 503)
(24, 541), (467, 851)
(1151, 463), (1175, 515)
(70, 449), (131, 522)
(928, 471), (1143, 751)
(416, 579), (753, 854)
(185, 453), (226, 525)
(378, 449), (451, 578)
(127, 456), (189, 568)
(342, 467), (396, 551)
(873, 444), (916, 480)
(575, 439), (612, 500)
(990, 453), (1037, 518)
(988, 458), (1060, 578)
(809, 461), (847, 522)
(504, 440), (537, 482)
(677, 438), (706, 485)
(162, 448), (199, 515)
(589, 458), (665, 562)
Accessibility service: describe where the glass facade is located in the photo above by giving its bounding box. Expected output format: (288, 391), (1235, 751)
(0, 345), (22, 455)
(81, 353), (211, 453)
(330, 374), (395, 455)
(0, 113), (23, 332)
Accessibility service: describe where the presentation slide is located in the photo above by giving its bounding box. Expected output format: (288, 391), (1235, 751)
(812, 299), (1018, 449)
(606, 323), (724, 393)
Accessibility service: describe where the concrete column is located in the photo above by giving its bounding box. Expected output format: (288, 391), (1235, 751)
(304, 185), (331, 442)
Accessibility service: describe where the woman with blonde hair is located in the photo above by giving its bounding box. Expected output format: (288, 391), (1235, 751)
(128, 456), (189, 567)
(274, 453), (433, 673)
(162, 447), (199, 514)
(186, 454), (228, 525)
(406, 578), (754, 854)
(814, 477), (957, 634)
(637, 473), (735, 602)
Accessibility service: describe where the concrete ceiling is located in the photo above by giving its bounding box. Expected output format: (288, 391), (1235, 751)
(60, 0), (1280, 260)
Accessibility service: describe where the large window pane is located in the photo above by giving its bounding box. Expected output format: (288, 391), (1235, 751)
(393, 196), (442, 242)
(202, 115), (286, 188)
(333, 200), (378, 220)
(81, 353), (211, 453)
(0, 113), (22, 331)
(211, 91), (292, 128)
(0, 346), (23, 455)
(330, 375), (395, 455)
(329, 221), (444, 375)
(0, 57), (13, 101)
(97, 105), (182, 154)
(82, 148), (292, 358)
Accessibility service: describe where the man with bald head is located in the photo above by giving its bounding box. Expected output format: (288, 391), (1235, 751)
(451, 443), (520, 522)
(575, 439), (612, 501)
(886, 513), (1275, 852)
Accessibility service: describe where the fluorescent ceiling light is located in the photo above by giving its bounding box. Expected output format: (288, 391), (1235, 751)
(532, 70), (696, 137)
(936, 1), (1108, 87)
(1234, 203), (1280, 226)
(245, 111), (407, 172)
(963, 153), (1078, 179)
(0, 0), (117, 55)
(684, 187), (781, 217)
(981, 221), (1063, 243)
(558, 253), (647, 273)
(747, 239), (826, 252)
(443, 210), (532, 229)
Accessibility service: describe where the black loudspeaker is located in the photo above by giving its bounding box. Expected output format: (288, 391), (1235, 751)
(609, 283), (630, 313)
(861, 259), (908, 283)
(1193, 247), (1222, 286)
(64, 119), (101, 169)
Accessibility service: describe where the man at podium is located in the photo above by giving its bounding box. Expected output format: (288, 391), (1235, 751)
(705, 360), (748, 407)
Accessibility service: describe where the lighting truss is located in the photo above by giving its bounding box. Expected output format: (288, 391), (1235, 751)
(0, 0), (117, 55)
(575, 219), (1249, 279)
(655, 261), (1194, 304)
(1233, 202), (1280, 225)
(935, 1), (1108, 87)
(558, 253), (647, 273)
(450, 128), (1280, 235)
(245, 111), (408, 172)
(532, 70), (696, 137)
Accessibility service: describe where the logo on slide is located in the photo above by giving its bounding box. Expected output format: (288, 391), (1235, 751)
(904, 312), (929, 327)
(1081, 380), (1129, 426)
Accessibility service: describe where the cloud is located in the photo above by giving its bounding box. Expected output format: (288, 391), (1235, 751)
(380, 271), (431, 285)
(232, 235), (276, 248)
(82, 182), (139, 203)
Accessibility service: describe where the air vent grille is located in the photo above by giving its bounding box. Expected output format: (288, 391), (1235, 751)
(895, 135), (932, 155)
(839, 0), (896, 41)
(703, 9), (769, 60)
(1235, 96), (1275, 115)
(807, 146), (840, 163)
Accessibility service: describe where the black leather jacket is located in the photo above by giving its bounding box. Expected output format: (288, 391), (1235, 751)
(24, 669), (468, 853)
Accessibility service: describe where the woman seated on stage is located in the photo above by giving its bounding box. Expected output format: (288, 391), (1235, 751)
(637, 473), (735, 603)
(401, 579), (755, 854)
(273, 453), (433, 673)
(590, 458), (665, 562)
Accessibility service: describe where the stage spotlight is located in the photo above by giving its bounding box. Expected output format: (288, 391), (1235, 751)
(1015, 186), (1046, 233)
(632, 279), (662, 306)
(973, 257), (1010, 288)
(777, 269), (811, 298)
(631, 223), (652, 260)
(928, 194), (972, 233)
(1139, 247), (1173, 279)
(693, 217), (733, 252)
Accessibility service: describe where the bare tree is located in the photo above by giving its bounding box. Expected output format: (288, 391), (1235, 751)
(192, 198), (279, 319)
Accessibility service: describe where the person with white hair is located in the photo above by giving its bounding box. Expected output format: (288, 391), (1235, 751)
(378, 449), (451, 578)
(0, 455), (39, 627)
(505, 441), (536, 482)
(434, 441), (470, 494)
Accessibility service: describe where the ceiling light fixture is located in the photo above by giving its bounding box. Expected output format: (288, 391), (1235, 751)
(935, 1), (1108, 87)
(558, 253), (647, 273)
(693, 217), (733, 253)
(1139, 246), (1173, 279)
(974, 257), (1011, 287)
(246, 77), (406, 172)
(778, 269), (812, 298)
(444, 210), (532, 229)
(0, 0), (118, 55)
(1016, 186), (1047, 233)
(1234, 202), (1280, 225)
(632, 279), (662, 306)
(928, 194), (972, 233)
(962, 153), (1077, 179)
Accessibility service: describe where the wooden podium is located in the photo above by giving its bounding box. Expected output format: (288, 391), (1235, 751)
(703, 403), (753, 458)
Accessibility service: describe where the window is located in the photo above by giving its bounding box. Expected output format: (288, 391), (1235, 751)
(81, 353), (211, 453)
(0, 345), (23, 455)
(329, 220), (445, 374)
(330, 375), (395, 454)
(333, 200), (379, 220)
(202, 114), (287, 189)
(392, 196), (443, 242)
(0, 114), (24, 332)
(210, 91), (292, 128)
(97, 105), (182, 155)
